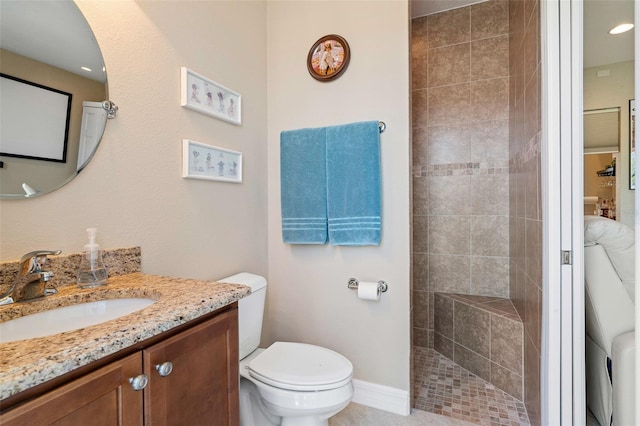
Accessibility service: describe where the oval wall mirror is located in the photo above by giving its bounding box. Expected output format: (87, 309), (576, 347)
(0, 1), (115, 199)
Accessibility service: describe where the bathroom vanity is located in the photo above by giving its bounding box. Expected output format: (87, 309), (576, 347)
(0, 271), (250, 425)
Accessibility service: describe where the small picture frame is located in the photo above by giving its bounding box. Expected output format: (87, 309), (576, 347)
(307, 34), (350, 82)
(180, 67), (241, 125)
(182, 139), (242, 183)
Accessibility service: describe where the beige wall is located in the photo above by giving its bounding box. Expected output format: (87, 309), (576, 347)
(411, 0), (510, 350)
(0, 1), (269, 284)
(0, 49), (105, 195)
(266, 1), (411, 391)
(584, 61), (635, 228)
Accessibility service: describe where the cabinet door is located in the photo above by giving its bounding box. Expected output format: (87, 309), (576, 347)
(0, 353), (143, 426)
(143, 308), (239, 426)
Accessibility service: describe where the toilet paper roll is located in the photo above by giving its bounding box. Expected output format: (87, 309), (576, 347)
(357, 281), (380, 301)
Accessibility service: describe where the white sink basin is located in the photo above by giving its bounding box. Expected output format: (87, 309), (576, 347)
(0, 298), (155, 344)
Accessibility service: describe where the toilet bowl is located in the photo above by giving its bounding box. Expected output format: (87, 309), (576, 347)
(239, 344), (353, 426)
(218, 273), (354, 426)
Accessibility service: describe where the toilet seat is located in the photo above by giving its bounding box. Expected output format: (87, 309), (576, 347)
(247, 342), (353, 391)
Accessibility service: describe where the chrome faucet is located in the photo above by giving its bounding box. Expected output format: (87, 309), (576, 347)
(0, 250), (61, 305)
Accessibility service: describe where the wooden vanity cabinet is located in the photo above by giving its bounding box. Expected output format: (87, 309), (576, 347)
(0, 305), (239, 426)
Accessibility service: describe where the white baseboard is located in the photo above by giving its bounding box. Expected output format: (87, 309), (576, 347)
(351, 379), (410, 416)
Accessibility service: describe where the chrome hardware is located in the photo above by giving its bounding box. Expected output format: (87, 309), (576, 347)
(0, 250), (61, 305)
(129, 374), (148, 391)
(155, 361), (173, 377)
(102, 100), (119, 119)
(347, 278), (388, 293)
(378, 121), (386, 133)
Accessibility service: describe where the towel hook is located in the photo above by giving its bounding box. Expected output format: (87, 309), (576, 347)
(378, 121), (386, 134)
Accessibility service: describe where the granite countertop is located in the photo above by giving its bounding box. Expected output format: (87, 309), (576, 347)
(0, 273), (250, 401)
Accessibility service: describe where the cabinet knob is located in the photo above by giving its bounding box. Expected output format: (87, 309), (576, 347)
(155, 361), (174, 377)
(129, 374), (148, 391)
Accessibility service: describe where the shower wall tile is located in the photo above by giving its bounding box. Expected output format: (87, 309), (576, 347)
(434, 292), (454, 338)
(429, 254), (470, 293)
(412, 89), (428, 128)
(491, 315), (523, 373)
(412, 50), (428, 90)
(454, 343), (491, 382)
(429, 216), (470, 255)
(413, 290), (430, 328)
(412, 16), (429, 54)
(412, 127), (428, 167)
(428, 175), (471, 215)
(413, 327), (429, 348)
(470, 256), (509, 297)
(524, 157), (539, 220)
(471, 215), (509, 257)
(454, 301), (490, 358)
(412, 177), (428, 214)
(524, 67), (540, 144)
(428, 124), (471, 165)
(412, 0), (519, 411)
(470, 120), (509, 164)
(524, 334), (541, 425)
(524, 218), (541, 285)
(469, 174), (508, 215)
(524, 278), (541, 353)
(428, 83), (470, 126)
(492, 362), (523, 400)
(523, 0), (540, 86)
(413, 253), (429, 291)
(509, 0), (542, 420)
(428, 44), (470, 87)
(434, 333), (454, 359)
(428, 292), (435, 329)
(470, 77), (509, 122)
(471, 0), (509, 40)
(427, 6), (470, 48)
(413, 214), (429, 253)
(470, 36), (509, 81)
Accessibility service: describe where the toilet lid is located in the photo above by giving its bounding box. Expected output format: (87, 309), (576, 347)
(247, 342), (353, 391)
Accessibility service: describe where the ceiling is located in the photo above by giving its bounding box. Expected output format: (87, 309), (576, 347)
(411, 0), (634, 69)
(0, 1), (106, 83)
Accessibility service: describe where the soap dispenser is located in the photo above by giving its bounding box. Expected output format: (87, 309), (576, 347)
(77, 228), (108, 288)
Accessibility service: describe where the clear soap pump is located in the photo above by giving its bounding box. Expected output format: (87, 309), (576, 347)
(77, 228), (108, 288)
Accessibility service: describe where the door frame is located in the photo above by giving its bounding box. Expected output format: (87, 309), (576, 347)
(540, 0), (586, 424)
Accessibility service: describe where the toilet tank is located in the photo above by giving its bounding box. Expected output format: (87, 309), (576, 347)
(218, 272), (267, 360)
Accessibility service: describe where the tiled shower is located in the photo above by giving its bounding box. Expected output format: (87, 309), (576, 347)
(411, 0), (542, 424)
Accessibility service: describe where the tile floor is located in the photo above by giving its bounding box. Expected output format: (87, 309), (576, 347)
(414, 347), (530, 426)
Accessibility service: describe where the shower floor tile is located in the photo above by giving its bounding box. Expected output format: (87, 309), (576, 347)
(414, 347), (530, 426)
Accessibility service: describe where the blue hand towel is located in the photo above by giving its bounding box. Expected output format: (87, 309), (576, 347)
(326, 121), (381, 245)
(280, 127), (328, 244)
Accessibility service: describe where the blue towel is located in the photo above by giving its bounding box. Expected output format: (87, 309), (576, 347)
(280, 127), (328, 244)
(326, 121), (381, 245)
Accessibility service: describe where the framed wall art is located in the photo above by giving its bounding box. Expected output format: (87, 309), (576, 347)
(307, 34), (350, 82)
(180, 67), (241, 125)
(182, 139), (242, 183)
(630, 99), (635, 190)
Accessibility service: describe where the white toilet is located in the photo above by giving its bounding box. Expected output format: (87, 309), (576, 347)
(220, 273), (354, 426)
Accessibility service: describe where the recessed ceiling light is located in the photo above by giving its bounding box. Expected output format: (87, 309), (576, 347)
(81, 66), (92, 72)
(609, 23), (634, 35)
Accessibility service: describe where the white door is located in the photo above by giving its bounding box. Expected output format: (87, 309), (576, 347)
(77, 101), (107, 171)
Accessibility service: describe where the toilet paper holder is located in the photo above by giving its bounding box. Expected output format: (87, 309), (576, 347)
(347, 278), (388, 293)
